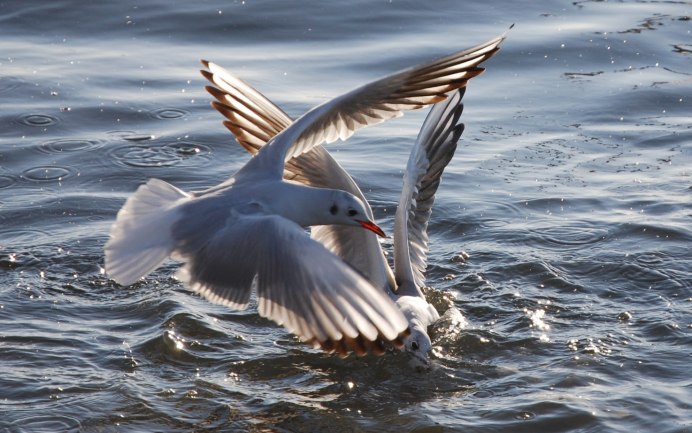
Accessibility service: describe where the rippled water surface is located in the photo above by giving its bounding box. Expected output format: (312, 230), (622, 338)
(1, 1), (690, 432)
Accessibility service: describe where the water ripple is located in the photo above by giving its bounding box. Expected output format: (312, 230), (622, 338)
(7, 415), (82, 433)
(106, 130), (153, 141)
(0, 76), (22, 94)
(21, 165), (76, 182)
(123, 133), (156, 142)
(483, 401), (598, 431)
(16, 113), (60, 127)
(0, 228), (53, 247)
(150, 107), (188, 120)
(634, 252), (665, 266)
(38, 138), (105, 154)
(0, 174), (17, 189)
(136, 330), (208, 365)
(532, 224), (609, 249)
(108, 142), (212, 168)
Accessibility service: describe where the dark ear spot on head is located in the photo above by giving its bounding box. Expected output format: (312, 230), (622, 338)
(411, 341), (419, 351)
(330, 204), (338, 215)
(347, 209), (358, 217)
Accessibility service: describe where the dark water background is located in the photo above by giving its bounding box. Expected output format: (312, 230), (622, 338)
(1, 1), (690, 432)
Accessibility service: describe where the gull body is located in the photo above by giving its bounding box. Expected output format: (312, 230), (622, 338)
(106, 32), (505, 357)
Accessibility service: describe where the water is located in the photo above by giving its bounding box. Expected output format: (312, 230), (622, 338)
(1, 1), (690, 432)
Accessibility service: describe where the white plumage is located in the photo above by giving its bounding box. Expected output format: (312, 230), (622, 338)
(199, 35), (496, 362)
(105, 32), (505, 357)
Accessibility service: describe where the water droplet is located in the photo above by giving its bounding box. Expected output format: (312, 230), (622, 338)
(451, 251), (470, 263)
(514, 411), (535, 420)
(618, 311), (632, 321)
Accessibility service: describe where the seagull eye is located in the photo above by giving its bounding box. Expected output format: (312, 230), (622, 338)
(411, 341), (420, 351)
(330, 204), (338, 215)
(347, 209), (358, 217)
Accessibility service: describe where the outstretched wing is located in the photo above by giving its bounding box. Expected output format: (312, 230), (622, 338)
(173, 212), (408, 356)
(199, 70), (293, 153)
(394, 89), (465, 295)
(201, 30), (508, 176)
(201, 64), (394, 289)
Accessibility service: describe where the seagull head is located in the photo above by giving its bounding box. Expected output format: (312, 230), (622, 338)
(328, 191), (386, 237)
(395, 294), (438, 368)
(402, 323), (433, 367)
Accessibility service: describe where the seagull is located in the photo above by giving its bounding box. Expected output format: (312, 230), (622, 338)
(201, 64), (468, 365)
(105, 32), (505, 357)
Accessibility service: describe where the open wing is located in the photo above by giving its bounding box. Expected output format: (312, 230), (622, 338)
(202, 30), (508, 176)
(174, 213), (408, 356)
(201, 63), (394, 288)
(393, 89), (465, 295)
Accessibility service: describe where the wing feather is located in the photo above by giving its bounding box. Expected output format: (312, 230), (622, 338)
(276, 33), (504, 162)
(201, 63), (394, 288)
(173, 214), (408, 355)
(201, 30), (508, 171)
(394, 89), (466, 294)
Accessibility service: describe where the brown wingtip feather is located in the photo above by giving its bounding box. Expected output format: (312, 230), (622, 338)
(308, 328), (411, 358)
(205, 85), (228, 103)
(200, 62), (212, 78)
(210, 100), (234, 119)
(222, 122), (261, 155)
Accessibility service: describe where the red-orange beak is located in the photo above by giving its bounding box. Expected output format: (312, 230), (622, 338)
(357, 220), (387, 237)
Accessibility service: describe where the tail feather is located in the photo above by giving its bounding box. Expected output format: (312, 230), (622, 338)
(105, 178), (189, 286)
